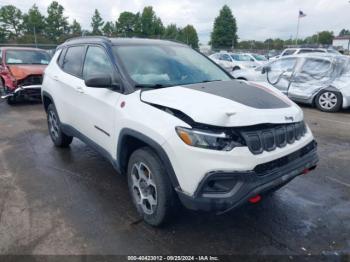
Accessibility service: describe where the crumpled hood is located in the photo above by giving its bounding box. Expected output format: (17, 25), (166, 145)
(8, 65), (46, 80)
(141, 80), (303, 127)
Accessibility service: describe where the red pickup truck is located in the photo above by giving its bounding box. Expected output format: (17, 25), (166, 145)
(0, 47), (51, 105)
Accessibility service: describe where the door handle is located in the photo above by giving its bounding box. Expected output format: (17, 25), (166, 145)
(76, 86), (85, 93)
(53, 75), (59, 81)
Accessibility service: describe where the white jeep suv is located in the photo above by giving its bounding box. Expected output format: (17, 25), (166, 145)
(42, 37), (318, 226)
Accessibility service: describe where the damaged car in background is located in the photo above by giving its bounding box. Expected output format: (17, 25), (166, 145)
(232, 54), (350, 112)
(0, 47), (51, 105)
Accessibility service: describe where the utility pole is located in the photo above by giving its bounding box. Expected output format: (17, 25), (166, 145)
(295, 10), (306, 45)
(295, 16), (300, 45)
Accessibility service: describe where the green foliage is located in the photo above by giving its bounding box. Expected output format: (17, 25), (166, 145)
(1, 2), (198, 49)
(317, 31), (334, 44)
(163, 24), (180, 40)
(91, 9), (104, 35)
(339, 29), (350, 36)
(0, 5), (23, 38)
(0, 27), (7, 42)
(117, 11), (139, 37)
(45, 1), (69, 42)
(140, 6), (164, 38)
(22, 4), (45, 34)
(102, 21), (115, 37)
(210, 5), (238, 49)
(178, 25), (199, 48)
(70, 19), (82, 36)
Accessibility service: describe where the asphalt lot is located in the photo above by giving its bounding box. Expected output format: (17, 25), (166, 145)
(0, 101), (349, 256)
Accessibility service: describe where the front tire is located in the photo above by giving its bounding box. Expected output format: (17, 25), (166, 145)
(315, 90), (342, 112)
(47, 104), (73, 147)
(127, 147), (178, 226)
(6, 96), (17, 105)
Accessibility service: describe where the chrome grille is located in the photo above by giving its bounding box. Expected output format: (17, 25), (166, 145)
(241, 122), (307, 155)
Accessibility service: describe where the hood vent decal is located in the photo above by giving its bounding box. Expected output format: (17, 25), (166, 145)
(183, 80), (290, 109)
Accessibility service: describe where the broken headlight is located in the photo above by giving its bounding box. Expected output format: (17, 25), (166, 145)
(175, 126), (243, 151)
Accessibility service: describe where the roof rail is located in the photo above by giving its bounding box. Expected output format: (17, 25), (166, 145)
(64, 36), (111, 43)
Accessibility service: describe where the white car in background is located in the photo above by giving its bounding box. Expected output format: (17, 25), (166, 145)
(244, 53), (268, 66)
(209, 52), (263, 72)
(270, 47), (340, 60)
(232, 53), (350, 112)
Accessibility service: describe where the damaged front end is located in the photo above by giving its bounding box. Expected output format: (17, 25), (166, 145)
(1, 71), (44, 103)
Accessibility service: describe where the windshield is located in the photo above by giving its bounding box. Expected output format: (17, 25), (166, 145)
(252, 54), (267, 61)
(5, 50), (51, 65)
(113, 45), (230, 88)
(230, 54), (252, 61)
(327, 49), (341, 54)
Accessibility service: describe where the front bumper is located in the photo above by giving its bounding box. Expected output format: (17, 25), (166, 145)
(1, 85), (42, 100)
(176, 140), (318, 213)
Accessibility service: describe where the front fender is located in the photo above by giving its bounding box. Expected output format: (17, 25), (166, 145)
(117, 128), (181, 190)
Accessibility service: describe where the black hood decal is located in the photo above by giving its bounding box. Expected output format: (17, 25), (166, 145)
(183, 80), (290, 109)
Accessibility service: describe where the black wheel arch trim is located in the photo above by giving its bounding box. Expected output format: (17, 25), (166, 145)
(117, 128), (181, 190)
(42, 91), (56, 112)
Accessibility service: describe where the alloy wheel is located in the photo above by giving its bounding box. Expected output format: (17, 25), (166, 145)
(130, 161), (158, 215)
(48, 110), (59, 140)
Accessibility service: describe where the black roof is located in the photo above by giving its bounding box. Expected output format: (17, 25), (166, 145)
(59, 36), (187, 48)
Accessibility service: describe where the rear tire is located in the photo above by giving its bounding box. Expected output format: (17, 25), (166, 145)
(127, 147), (178, 226)
(315, 90), (342, 112)
(47, 103), (73, 147)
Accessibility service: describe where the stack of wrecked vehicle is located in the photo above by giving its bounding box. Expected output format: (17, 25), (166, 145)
(232, 54), (350, 112)
(0, 47), (51, 105)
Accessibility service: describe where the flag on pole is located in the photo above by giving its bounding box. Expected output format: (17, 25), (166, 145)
(299, 10), (307, 18)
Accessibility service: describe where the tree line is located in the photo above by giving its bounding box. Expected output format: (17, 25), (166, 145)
(236, 31), (343, 50)
(0, 1), (199, 48)
(1, 2), (348, 51)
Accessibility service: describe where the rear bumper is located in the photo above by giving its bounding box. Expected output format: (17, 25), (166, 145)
(1, 85), (41, 99)
(176, 140), (318, 213)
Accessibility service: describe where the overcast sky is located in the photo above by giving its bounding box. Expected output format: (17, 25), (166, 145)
(3, 0), (350, 44)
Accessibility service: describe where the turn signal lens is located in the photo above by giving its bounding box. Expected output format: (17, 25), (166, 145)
(177, 129), (193, 145)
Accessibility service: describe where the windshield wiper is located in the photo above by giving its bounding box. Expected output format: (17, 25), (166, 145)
(134, 83), (168, 89)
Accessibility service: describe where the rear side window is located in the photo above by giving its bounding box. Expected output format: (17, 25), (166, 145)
(270, 58), (296, 72)
(302, 58), (331, 75)
(298, 49), (315, 54)
(62, 46), (85, 77)
(220, 54), (231, 62)
(282, 49), (295, 56)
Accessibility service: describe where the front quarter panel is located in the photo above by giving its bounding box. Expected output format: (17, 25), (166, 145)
(115, 90), (190, 160)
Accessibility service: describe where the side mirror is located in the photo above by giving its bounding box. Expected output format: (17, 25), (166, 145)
(85, 74), (120, 89)
(261, 66), (271, 74)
